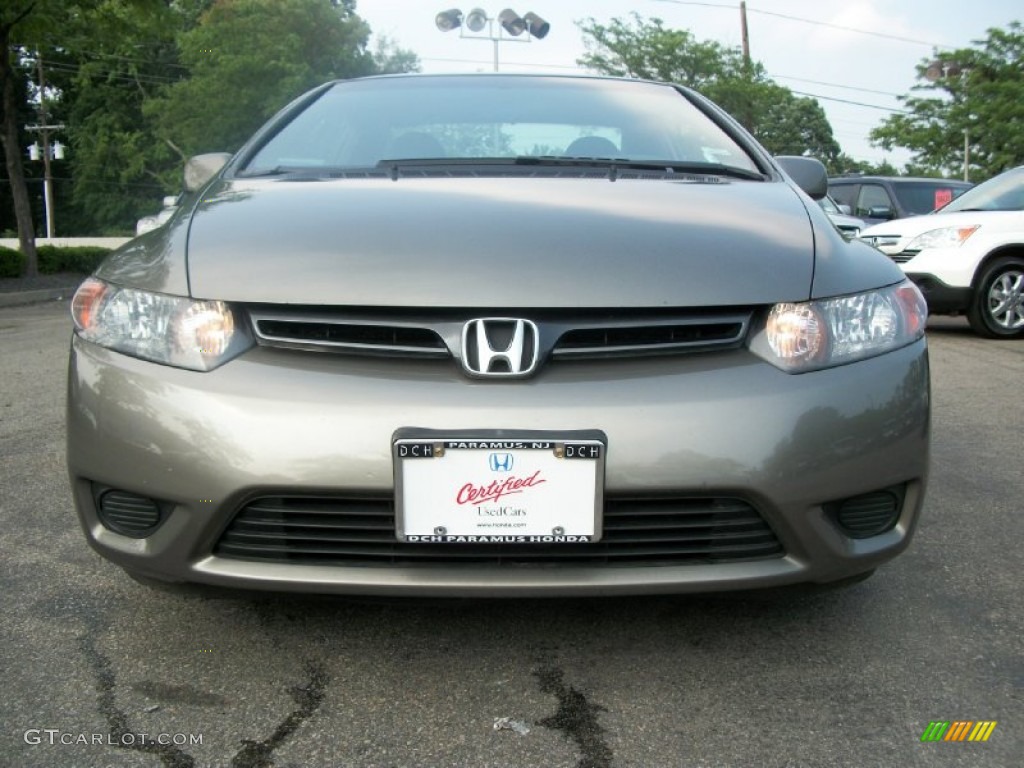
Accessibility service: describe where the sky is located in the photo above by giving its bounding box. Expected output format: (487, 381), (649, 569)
(356, 0), (1021, 167)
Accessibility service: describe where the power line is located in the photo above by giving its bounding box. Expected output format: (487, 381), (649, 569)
(649, 0), (951, 48)
(790, 89), (910, 114)
(21, 40), (190, 71)
(748, 7), (948, 48)
(42, 60), (181, 86)
(768, 73), (902, 98)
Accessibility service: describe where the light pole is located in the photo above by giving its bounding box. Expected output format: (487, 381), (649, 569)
(925, 58), (971, 182)
(435, 8), (550, 72)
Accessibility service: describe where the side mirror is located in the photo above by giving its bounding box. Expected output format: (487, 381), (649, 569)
(867, 205), (895, 221)
(775, 156), (828, 200)
(184, 152), (232, 192)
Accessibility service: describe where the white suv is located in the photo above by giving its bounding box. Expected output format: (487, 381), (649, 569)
(859, 167), (1024, 338)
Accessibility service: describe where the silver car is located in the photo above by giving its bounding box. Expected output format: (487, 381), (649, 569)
(67, 74), (930, 597)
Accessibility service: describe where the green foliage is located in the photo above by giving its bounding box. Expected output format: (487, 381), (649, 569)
(37, 245), (111, 273)
(0, 247), (23, 278)
(579, 14), (747, 88)
(577, 14), (840, 166)
(828, 154), (903, 177)
(871, 22), (1024, 182)
(0, 245), (108, 276)
(373, 35), (421, 75)
(144, 0), (378, 157)
(3, 0), (417, 236)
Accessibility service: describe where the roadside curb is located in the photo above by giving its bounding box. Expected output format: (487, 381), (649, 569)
(0, 288), (76, 308)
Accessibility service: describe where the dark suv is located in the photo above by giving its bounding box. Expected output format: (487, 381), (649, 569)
(828, 175), (972, 226)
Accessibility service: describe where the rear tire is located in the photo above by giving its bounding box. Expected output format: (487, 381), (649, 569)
(967, 257), (1024, 338)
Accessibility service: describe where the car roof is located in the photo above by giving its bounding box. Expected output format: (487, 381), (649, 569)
(336, 71), (679, 89)
(828, 175), (972, 186)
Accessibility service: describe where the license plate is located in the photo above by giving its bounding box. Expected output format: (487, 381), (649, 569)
(393, 436), (605, 543)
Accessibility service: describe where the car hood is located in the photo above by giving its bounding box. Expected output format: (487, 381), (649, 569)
(185, 175), (817, 308)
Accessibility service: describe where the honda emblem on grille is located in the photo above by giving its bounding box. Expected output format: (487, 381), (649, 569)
(461, 318), (540, 377)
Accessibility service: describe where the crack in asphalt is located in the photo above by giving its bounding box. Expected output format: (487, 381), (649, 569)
(74, 605), (328, 768)
(230, 660), (330, 768)
(80, 631), (197, 768)
(534, 666), (613, 768)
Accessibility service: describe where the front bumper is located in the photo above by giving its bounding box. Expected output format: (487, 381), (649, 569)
(67, 337), (930, 596)
(905, 273), (973, 314)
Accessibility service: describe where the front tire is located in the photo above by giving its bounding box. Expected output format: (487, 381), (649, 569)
(967, 257), (1024, 338)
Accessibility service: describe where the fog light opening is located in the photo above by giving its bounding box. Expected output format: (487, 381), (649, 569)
(95, 488), (165, 538)
(825, 486), (905, 539)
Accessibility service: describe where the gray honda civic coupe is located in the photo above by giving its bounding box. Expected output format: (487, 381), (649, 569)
(67, 74), (930, 596)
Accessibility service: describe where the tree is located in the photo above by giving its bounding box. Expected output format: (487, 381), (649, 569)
(871, 22), (1024, 182)
(4, 0), (419, 238)
(828, 153), (901, 177)
(2, 1), (171, 257)
(145, 0), (380, 158)
(577, 14), (840, 165)
(59, 1), (189, 234)
(0, 1), (80, 276)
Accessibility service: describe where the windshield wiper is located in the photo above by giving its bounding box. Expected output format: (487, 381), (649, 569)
(237, 166), (324, 178)
(512, 156), (767, 180)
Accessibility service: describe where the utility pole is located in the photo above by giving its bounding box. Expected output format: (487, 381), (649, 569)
(25, 53), (65, 239)
(739, 2), (754, 131)
(740, 2), (751, 70)
(36, 53), (55, 239)
(963, 129), (970, 182)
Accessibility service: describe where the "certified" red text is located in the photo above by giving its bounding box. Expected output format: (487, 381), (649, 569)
(456, 471), (546, 505)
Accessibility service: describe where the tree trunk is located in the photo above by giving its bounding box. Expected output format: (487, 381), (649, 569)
(0, 24), (39, 277)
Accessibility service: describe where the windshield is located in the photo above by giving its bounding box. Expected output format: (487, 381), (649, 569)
(241, 76), (760, 175)
(940, 167), (1024, 212)
(891, 181), (971, 215)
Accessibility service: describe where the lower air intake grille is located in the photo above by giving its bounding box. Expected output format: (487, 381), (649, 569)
(214, 495), (783, 566)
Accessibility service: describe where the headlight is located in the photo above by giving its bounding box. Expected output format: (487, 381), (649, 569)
(71, 278), (252, 371)
(905, 225), (979, 251)
(750, 281), (927, 373)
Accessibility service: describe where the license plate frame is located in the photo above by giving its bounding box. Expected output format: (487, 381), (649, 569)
(393, 432), (606, 544)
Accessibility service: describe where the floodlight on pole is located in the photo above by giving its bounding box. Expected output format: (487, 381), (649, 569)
(435, 9), (463, 32)
(435, 7), (550, 72)
(465, 8), (488, 32)
(498, 9), (526, 36)
(523, 12), (549, 39)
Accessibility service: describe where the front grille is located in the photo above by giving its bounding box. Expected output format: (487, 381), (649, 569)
(553, 318), (747, 357)
(214, 495), (783, 566)
(248, 307), (751, 363)
(252, 312), (448, 357)
(891, 252), (917, 264)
